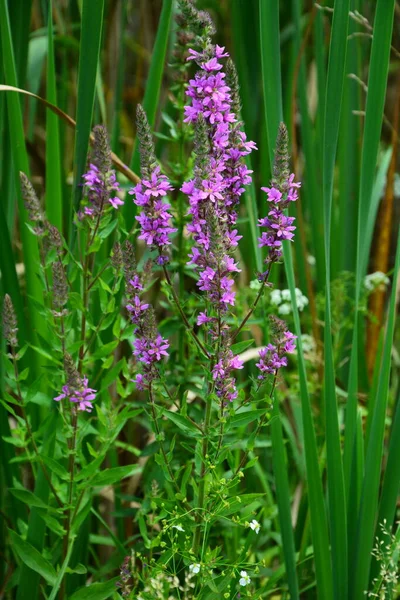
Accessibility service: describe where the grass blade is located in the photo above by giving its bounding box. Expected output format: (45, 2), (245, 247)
(322, 1), (350, 597)
(126, 0), (174, 227)
(259, 4), (302, 592)
(271, 395), (300, 599)
(344, 6), (395, 593)
(351, 228), (399, 599)
(259, 0), (282, 167)
(46, 0), (63, 231)
(70, 0), (105, 221)
(370, 384), (400, 581)
(0, 0), (45, 361)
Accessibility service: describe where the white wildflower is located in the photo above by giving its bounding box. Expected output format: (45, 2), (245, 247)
(364, 271), (390, 292)
(250, 278), (262, 291)
(239, 570), (251, 586)
(189, 563), (201, 574)
(300, 334), (316, 354)
(270, 287), (309, 314)
(249, 519), (260, 534)
(270, 289), (281, 305)
(172, 524), (184, 532)
(307, 255), (316, 266)
(278, 302), (292, 315)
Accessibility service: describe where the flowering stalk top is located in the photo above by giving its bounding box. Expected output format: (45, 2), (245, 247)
(81, 125), (124, 218)
(181, 38), (256, 405)
(129, 106), (177, 264)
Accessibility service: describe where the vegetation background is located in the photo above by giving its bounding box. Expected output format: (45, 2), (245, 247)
(0, 0), (399, 598)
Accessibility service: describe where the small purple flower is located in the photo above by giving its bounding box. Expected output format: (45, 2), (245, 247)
(80, 130), (124, 217)
(54, 376), (96, 413)
(212, 350), (244, 403)
(126, 295), (149, 324)
(197, 311), (212, 326)
(256, 328), (297, 381)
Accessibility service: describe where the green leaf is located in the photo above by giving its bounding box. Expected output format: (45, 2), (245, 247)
(87, 464), (142, 488)
(9, 488), (52, 510)
(228, 409), (266, 429)
(230, 339), (255, 355)
(8, 529), (57, 585)
(69, 577), (120, 600)
(163, 411), (202, 436)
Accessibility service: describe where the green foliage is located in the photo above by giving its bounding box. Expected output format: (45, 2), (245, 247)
(0, 2), (399, 600)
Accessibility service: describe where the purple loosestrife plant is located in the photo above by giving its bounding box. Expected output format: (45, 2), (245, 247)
(255, 124), (299, 380)
(54, 354), (96, 413)
(181, 38), (256, 404)
(129, 105), (177, 265)
(80, 125), (124, 218)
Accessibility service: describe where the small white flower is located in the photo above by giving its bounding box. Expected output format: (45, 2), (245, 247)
(250, 278), (262, 291)
(239, 570), (251, 586)
(172, 524), (184, 532)
(281, 289), (291, 302)
(249, 519), (260, 534)
(189, 563), (201, 574)
(364, 271), (390, 292)
(300, 334), (316, 354)
(270, 289), (281, 305)
(278, 302), (292, 315)
(307, 255), (316, 266)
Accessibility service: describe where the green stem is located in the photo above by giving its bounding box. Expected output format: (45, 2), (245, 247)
(149, 384), (192, 512)
(162, 264), (210, 359)
(192, 386), (213, 554)
(10, 347), (63, 508)
(231, 270), (271, 341)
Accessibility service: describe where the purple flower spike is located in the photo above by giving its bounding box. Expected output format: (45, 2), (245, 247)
(54, 376), (97, 413)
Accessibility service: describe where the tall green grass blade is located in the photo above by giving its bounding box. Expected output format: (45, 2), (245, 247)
(259, 5), (302, 593)
(0, 0), (45, 357)
(292, 0), (324, 291)
(370, 385), (400, 581)
(16, 412), (59, 600)
(271, 396), (299, 599)
(259, 0), (282, 167)
(361, 148), (392, 279)
(71, 0), (105, 220)
(126, 0), (174, 227)
(344, 1), (395, 569)
(46, 0), (63, 231)
(283, 242), (333, 600)
(336, 0), (361, 278)
(111, 0), (127, 153)
(351, 228), (399, 600)
(322, 1), (350, 597)
(7, 0), (32, 86)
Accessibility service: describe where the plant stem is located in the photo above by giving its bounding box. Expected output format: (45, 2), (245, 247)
(231, 270), (271, 341)
(10, 348), (63, 508)
(162, 264), (210, 359)
(233, 372), (278, 478)
(192, 391), (213, 554)
(149, 384), (192, 512)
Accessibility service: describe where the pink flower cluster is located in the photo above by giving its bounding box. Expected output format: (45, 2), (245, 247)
(125, 277), (169, 391)
(54, 377), (96, 413)
(182, 44), (256, 314)
(258, 174), (300, 262)
(129, 166), (177, 262)
(82, 164), (124, 216)
(212, 350), (244, 403)
(256, 331), (297, 380)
